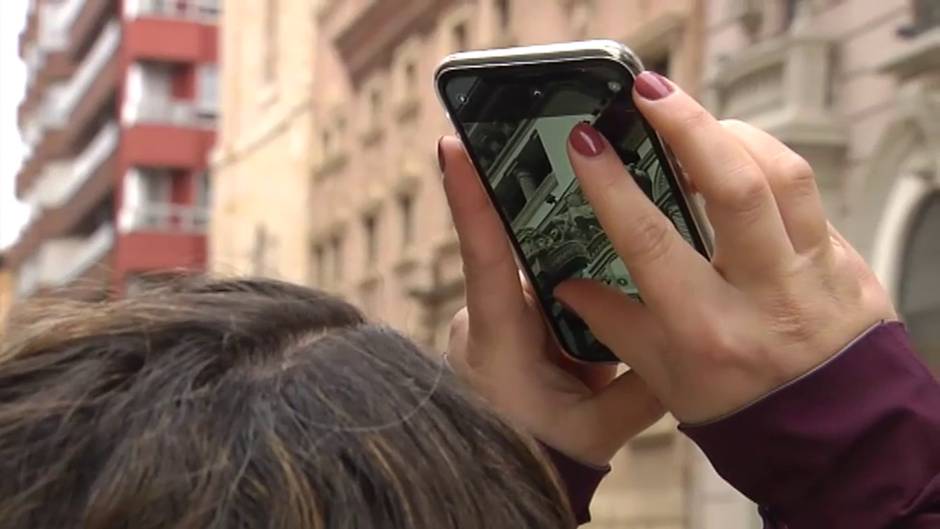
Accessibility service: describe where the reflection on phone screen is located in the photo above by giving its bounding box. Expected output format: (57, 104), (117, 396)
(443, 61), (698, 361)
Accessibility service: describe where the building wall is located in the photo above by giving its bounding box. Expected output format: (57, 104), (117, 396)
(209, 0), (316, 282)
(0, 264), (14, 336)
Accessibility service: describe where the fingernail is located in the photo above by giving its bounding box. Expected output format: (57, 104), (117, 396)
(569, 122), (606, 157)
(635, 71), (674, 101)
(437, 137), (446, 172)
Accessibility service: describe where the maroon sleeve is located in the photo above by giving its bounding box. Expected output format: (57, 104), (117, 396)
(680, 322), (940, 529)
(539, 442), (609, 525)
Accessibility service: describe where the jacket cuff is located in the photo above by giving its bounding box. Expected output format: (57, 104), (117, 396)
(539, 442), (610, 525)
(679, 321), (940, 528)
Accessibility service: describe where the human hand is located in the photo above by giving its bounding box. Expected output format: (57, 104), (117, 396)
(439, 137), (664, 465)
(555, 72), (897, 423)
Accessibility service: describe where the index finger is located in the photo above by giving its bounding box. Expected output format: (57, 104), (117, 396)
(439, 136), (527, 330)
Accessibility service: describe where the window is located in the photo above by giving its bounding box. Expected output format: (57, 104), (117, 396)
(646, 55), (671, 77)
(196, 64), (218, 117)
(404, 60), (417, 89)
(195, 171), (211, 208)
(399, 194), (415, 248)
(321, 129), (332, 157)
(496, 0), (511, 30)
(369, 88), (383, 124)
(314, 243), (326, 285)
(899, 192), (940, 374)
(263, 0), (279, 82)
(330, 234), (343, 282)
(363, 213), (379, 265)
(452, 22), (468, 51)
(251, 225), (270, 275)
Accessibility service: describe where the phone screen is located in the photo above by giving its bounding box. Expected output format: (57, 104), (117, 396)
(439, 59), (706, 362)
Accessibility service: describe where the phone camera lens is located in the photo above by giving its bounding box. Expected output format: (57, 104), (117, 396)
(607, 81), (622, 93)
(456, 93), (467, 104)
(532, 89), (543, 98)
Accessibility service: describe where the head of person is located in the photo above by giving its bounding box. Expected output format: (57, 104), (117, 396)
(0, 278), (572, 529)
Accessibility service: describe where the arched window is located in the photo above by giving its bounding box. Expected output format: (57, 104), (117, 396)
(899, 191), (940, 373)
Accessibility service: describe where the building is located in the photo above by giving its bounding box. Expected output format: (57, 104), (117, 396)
(702, 0), (939, 372)
(7, 0), (219, 300)
(0, 254), (15, 336)
(209, 0), (317, 282)
(212, 1), (764, 528)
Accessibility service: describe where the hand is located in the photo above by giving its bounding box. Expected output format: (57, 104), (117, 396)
(439, 137), (664, 466)
(555, 72), (897, 424)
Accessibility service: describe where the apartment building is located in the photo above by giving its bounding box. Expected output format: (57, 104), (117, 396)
(8, 0), (219, 300)
(702, 0), (939, 371)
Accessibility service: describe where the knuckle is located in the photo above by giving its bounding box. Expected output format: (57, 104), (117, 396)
(674, 107), (712, 133)
(771, 152), (817, 197)
(624, 213), (674, 264)
(716, 163), (768, 218)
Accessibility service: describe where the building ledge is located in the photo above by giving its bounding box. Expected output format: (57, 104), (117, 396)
(334, 0), (457, 85)
(877, 26), (940, 80)
(313, 152), (350, 181)
(709, 13), (846, 152)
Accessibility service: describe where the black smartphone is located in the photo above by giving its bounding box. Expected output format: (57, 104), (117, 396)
(435, 40), (711, 362)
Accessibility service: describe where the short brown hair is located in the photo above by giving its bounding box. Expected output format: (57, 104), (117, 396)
(0, 278), (573, 529)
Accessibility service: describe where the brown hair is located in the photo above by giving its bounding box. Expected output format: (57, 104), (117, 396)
(0, 278), (573, 529)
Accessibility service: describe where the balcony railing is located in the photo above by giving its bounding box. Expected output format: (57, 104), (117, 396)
(119, 203), (210, 234)
(55, 0), (90, 35)
(128, 99), (216, 128)
(35, 223), (115, 289)
(127, 0), (221, 22)
(33, 122), (119, 209)
(59, 20), (120, 121)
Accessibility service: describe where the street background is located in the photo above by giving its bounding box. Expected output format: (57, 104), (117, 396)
(1, 0), (938, 527)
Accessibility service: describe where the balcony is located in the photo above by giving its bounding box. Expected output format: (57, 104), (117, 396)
(126, 0), (221, 23)
(707, 3), (845, 184)
(33, 223), (115, 292)
(898, 0), (940, 38)
(59, 20), (120, 123)
(119, 202), (209, 234)
(30, 122), (119, 210)
(126, 99), (215, 129)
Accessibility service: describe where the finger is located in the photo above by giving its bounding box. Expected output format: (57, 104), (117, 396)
(565, 122), (715, 313)
(586, 370), (665, 442)
(632, 72), (795, 273)
(440, 136), (527, 332)
(721, 120), (829, 254)
(554, 279), (667, 383)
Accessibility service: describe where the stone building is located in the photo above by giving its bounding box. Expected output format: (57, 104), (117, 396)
(702, 0), (939, 372)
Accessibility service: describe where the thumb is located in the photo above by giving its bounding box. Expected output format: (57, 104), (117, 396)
(554, 279), (664, 377)
(592, 370), (665, 442)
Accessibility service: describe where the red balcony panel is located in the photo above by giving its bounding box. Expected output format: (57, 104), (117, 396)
(124, 19), (218, 64)
(115, 232), (206, 273)
(123, 125), (215, 169)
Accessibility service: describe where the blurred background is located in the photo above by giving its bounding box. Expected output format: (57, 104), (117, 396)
(0, 0), (937, 527)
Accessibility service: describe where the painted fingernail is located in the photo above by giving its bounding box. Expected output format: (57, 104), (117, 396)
(569, 122), (606, 157)
(437, 137), (446, 172)
(635, 71), (675, 100)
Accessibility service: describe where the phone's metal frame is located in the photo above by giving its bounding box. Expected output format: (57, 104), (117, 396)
(434, 40), (713, 362)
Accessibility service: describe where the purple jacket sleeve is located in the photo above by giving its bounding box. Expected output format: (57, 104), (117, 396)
(681, 321), (940, 529)
(546, 322), (940, 527)
(540, 442), (609, 525)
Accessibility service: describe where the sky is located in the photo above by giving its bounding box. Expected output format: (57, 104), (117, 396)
(0, 0), (31, 249)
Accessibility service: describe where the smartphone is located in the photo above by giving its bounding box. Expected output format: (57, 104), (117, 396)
(435, 40), (711, 363)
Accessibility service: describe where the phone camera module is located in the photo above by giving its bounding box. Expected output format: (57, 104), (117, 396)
(607, 81), (623, 93)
